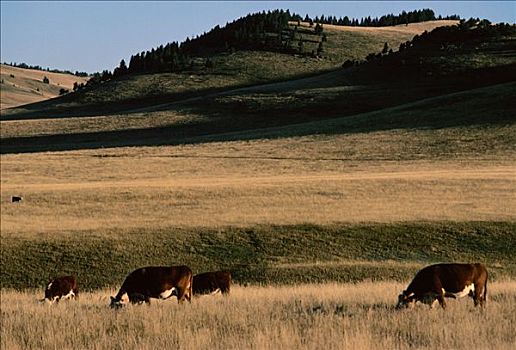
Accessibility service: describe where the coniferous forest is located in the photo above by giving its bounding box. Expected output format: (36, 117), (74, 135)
(100, 8), (459, 82)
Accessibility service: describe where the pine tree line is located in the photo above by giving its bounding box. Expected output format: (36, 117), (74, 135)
(182, 9), (296, 55)
(342, 19), (515, 73)
(304, 9), (459, 27)
(92, 8), (462, 86)
(2, 62), (89, 77)
(115, 9), (300, 78)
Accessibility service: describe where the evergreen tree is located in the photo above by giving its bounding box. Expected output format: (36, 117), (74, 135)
(317, 41), (324, 56)
(205, 57), (214, 69)
(382, 42), (389, 54)
(314, 23), (323, 34)
(298, 36), (304, 53)
(113, 59), (128, 77)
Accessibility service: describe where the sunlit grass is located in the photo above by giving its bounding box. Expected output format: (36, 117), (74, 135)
(2, 280), (514, 349)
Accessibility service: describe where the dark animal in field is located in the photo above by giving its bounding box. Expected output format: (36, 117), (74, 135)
(397, 263), (488, 309)
(110, 266), (192, 308)
(42, 275), (78, 304)
(11, 196), (23, 203)
(193, 271), (231, 296)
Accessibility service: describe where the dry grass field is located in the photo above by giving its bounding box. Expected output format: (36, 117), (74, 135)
(320, 20), (459, 35)
(2, 129), (514, 236)
(293, 20), (459, 64)
(0, 64), (88, 110)
(2, 281), (515, 350)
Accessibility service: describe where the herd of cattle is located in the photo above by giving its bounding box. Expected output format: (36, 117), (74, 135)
(43, 267), (231, 308)
(42, 263), (488, 310)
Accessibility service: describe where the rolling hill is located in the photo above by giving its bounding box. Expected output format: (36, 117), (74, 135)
(0, 20), (456, 120)
(0, 64), (88, 110)
(1, 16), (515, 291)
(1, 20), (514, 153)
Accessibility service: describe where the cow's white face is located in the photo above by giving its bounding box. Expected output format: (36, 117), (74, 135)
(44, 282), (54, 300)
(396, 291), (415, 309)
(110, 294), (129, 309)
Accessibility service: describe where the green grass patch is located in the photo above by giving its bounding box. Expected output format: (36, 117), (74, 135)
(1, 222), (514, 290)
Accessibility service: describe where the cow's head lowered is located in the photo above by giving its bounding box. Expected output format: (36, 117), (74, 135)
(110, 266), (191, 309)
(110, 292), (148, 309)
(110, 294), (130, 309)
(396, 263), (488, 310)
(42, 276), (78, 304)
(396, 290), (417, 309)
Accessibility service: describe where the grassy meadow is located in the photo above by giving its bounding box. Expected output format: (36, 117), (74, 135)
(2, 281), (516, 349)
(1, 124), (515, 289)
(1, 19), (515, 350)
(1, 86), (515, 349)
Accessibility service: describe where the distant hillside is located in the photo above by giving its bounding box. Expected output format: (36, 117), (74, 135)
(0, 64), (88, 110)
(1, 20), (455, 119)
(347, 20), (516, 81)
(1, 19), (514, 154)
(115, 9), (457, 76)
(186, 20), (515, 123)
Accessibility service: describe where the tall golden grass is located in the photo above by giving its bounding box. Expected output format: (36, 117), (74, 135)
(2, 281), (515, 349)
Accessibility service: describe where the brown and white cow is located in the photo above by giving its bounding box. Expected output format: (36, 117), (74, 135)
(43, 275), (78, 304)
(110, 266), (192, 308)
(397, 263), (488, 309)
(193, 271), (231, 296)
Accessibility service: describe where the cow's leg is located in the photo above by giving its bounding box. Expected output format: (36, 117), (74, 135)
(73, 288), (79, 300)
(437, 292), (446, 309)
(221, 285), (230, 295)
(175, 287), (186, 303)
(435, 286), (446, 309)
(473, 283), (484, 307)
(482, 280), (488, 307)
(187, 282), (192, 303)
(187, 275), (193, 303)
(184, 289), (191, 303)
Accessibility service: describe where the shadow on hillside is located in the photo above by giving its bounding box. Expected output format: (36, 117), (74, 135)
(2, 80), (515, 154)
(0, 66), (344, 121)
(2, 60), (516, 154)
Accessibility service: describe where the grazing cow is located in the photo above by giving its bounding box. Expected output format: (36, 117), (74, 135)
(11, 196), (23, 203)
(43, 275), (78, 304)
(397, 263), (488, 309)
(193, 271), (231, 296)
(110, 266), (192, 308)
